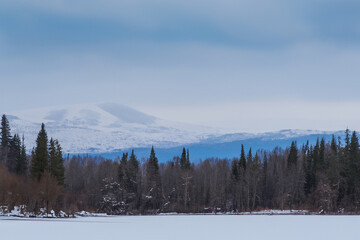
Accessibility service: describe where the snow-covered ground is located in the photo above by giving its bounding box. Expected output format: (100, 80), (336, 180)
(0, 215), (359, 240)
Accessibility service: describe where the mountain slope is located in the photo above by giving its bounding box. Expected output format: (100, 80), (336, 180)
(6, 103), (344, 161)
(7, 103), (219, 153)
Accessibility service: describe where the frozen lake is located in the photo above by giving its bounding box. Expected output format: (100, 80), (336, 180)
(1, 215), (359, 240)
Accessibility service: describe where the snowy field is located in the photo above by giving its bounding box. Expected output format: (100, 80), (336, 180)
(1, 215), (359, 240)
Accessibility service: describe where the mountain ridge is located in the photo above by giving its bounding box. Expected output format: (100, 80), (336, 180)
(5, 103), (345, 161)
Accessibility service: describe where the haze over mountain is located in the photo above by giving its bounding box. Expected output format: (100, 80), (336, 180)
(4, 103), (345, 161)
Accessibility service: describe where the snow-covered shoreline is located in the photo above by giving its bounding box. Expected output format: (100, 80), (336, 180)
(2, 206), (355, 218)
(0, 206), (107, 218)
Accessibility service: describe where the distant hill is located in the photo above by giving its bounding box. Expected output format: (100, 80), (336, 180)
(6, 103), (346, 162)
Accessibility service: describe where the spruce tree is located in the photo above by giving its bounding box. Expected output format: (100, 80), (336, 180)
(239, 144), (246, 170)
(327, 135), (340, 190)
(0, 114), (11, 165)
(118, 152), (128, 184)
(117, 150), (139, 211)
(0, 114), (11, 149)
(145, 146), (162, 210)
(346, 131), (359, 198)
(127, 150), (139, 192)
(182, 149), (192, 211)
(288, 141), (298, 168)
(349, 131), (359, 163)
(180, 147), (187, 169)
(318, 138), (325, 170)
(180, 148), (190, 170)
(312, 139), (320, 174)
(117, 152), (129, 209)
(345, 129), (351, 152)
(304, 146), (314, 195)
(49, 138), (65, 185)
(251, 152), (261, 210)
(31, 123), (49, 181)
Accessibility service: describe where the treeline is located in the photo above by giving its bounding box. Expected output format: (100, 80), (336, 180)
(1, 113), (360, 215)
(64, 132), (360, 214)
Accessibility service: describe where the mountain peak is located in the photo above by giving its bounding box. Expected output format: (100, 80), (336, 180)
(7, 103), (216, 153)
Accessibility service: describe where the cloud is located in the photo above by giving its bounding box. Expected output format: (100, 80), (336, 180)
(1, 0), (360, 131)
(1, 41), (359, 108)
(1, 0), (360, 51)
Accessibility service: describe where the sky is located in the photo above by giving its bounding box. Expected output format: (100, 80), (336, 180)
(1, 0), (360, 132)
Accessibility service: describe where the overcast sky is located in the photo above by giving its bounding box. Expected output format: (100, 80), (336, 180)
(1, 0), (360, 132)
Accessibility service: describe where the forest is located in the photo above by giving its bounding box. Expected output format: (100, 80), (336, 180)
(1, 114), (360, 215)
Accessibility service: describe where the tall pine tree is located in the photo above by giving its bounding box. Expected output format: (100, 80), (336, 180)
(31, 123), (49, 181)
(49, 138), (65, 185)
(0, 114), (11, 149)
(346, 131), (359, 199)
(180, 147), (187, 169)
(118, 152), (128, 184)
(288, 141), (298, 168)
(0, 114), (11, 166)
(127, 150), (140, 209)
(239, 144), (246, 170)
(144, 146), (162, 211)
(180, 147), (191, 170)
(304, 146), (314, 195)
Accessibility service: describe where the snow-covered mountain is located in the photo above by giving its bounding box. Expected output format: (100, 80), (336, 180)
(6, 103), (342, 159)
(7, 103), (221, 153)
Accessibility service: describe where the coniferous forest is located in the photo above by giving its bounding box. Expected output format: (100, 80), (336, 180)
(1, 114), (360, 215)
